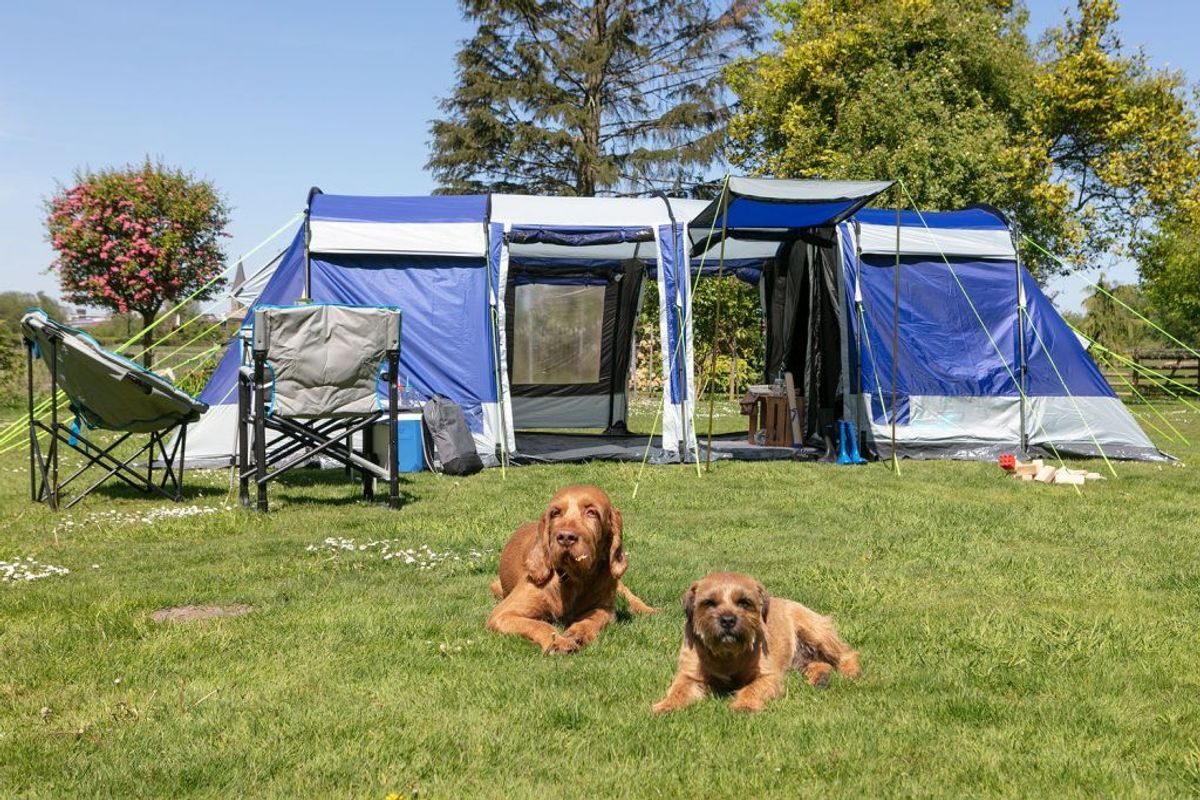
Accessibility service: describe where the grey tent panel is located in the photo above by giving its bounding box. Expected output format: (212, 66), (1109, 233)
(253, 304), (401, 418)
(21, 311), (208, 434)
(725, 177), (895, 203)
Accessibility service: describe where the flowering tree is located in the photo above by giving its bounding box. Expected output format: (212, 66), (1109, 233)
(45, 160), (229, 366)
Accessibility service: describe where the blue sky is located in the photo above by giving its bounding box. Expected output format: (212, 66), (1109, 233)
(1, 1), (1195, 312)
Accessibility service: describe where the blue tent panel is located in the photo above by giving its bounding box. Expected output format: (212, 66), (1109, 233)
(854, 207), (1009, 230)
(310, 194), (488, 224)
(849, 252), (1118, 403)
(1021, 270), (1116, 398)
(856, 255), (1021, 398)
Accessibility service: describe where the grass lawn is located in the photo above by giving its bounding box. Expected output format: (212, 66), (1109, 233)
(1, 400), (1198, 797)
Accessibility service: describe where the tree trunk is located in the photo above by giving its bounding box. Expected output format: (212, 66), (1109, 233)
(728, 340), (738, 400)
(577, 0), (609, 196)
(138, 309), (157, 368)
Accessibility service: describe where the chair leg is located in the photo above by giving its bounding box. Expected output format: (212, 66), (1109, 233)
(26, 338), (36, 503)
(176, 425), (187, 501)
(238, 374), (251, 508)
(388, 370), (400, 510)
(48, 338), (59, 511)
(253, 360), (268, 513)
(362, 425), (375, 501)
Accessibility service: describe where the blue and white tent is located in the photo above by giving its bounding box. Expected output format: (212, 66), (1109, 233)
(189, 191), (699, 465)
(686, 179), (1164, 461)
(843, 207), (1161, 460)
(188, 178), (1163, 467)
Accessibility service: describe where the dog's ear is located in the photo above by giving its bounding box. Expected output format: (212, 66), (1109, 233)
(607, 506), (628, 579)
(756, 581), (770, 623)
(523, 513), (554, 586)
(682, 582), (699, 647)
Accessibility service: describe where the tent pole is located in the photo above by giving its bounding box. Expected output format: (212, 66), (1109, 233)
(853, 219), (865, 450)
(486, 216), (509, 476)
(704, 196), (729, 473)
(301, 186), (322, 303)
(891, 194), (900, 472)
(1013, 224), (1029, 454)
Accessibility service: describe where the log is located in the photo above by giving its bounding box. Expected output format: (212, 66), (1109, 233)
(1034, 466), (1058, 484)
(1054, 470), (1086, 485)
(783, 371), (803, 447)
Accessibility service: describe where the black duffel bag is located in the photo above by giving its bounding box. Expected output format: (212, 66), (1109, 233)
(421, 396), (484, 476)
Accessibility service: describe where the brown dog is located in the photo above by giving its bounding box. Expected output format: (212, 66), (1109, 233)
(653, 571), (860, 712)
(487, 485), (655, 654)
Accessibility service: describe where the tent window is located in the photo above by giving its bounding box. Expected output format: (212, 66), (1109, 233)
(512, 284), (605, 385)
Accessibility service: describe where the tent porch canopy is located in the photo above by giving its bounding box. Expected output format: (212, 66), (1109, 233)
(688, 177), (894, 254)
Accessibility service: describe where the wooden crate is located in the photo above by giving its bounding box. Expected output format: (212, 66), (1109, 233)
(763, 394), (804, 447)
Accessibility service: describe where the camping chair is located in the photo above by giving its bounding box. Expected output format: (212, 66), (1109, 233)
(237, 304), (403, 512)
(20, 310), (209, 510)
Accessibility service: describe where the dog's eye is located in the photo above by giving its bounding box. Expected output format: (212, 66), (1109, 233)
(549, 508), (562, 518)
(585, 508), (599, 518)
(700, 599), (717, 608)
(736, 598), (755, 610)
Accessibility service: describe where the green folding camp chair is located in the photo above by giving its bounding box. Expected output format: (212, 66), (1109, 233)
(20, 310), (209, 510)
(237, 304), (403, 512)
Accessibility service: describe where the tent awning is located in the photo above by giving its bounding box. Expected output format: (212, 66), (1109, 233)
(689, 177), (894, 232)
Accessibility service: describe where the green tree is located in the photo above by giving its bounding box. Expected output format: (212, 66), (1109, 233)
(1035, 0), (1200, 264)
(0, 292), (70, 386)
(428, 0), (761, 195)
(726, 0), (1200, 278)
(727, 0), (1071, 271)
(0, 291), (68, 330)
(45, 159), (229, 367)
(693, 278), (763, 397)
(1140, 213), (1200, 344)
(1077, 274), (1157, 351)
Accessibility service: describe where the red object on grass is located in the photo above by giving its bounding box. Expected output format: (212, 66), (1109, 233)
(999, 453), (1016, 472)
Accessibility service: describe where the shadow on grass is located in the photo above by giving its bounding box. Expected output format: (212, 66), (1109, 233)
(64, 479), (212, 505)
(263, 467), (420, 509)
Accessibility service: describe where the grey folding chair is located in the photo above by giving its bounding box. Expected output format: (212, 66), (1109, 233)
(237, 304), (403, 511)
(20, 310), (208, 510)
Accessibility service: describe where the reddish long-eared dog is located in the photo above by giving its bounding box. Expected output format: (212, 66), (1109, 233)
(487, 485), (655, 654)
(653, 571), (860, 712)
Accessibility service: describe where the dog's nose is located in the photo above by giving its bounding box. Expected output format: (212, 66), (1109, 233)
(556, 531), (579, 547)
(719, 614), (737, 630)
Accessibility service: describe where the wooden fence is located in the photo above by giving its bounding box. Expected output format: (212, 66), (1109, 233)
(1097, 349), (1200, 399)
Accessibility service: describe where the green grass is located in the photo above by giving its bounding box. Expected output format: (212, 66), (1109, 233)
(1, 400), (1198, 797)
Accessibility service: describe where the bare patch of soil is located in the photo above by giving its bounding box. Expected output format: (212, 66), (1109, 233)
(150, 604), (252, 623)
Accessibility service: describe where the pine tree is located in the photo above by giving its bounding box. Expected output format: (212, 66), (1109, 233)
(428, 0), (761, 196)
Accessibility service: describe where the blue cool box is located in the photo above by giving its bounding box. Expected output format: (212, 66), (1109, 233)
(372, 413), (424, 473)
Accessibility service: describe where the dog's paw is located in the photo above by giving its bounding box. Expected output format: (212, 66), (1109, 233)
(545, 634), (581, 655)
(651, 699), (675, 714)
(730, 696), (766, 713)
(805, 662), (833, 688)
